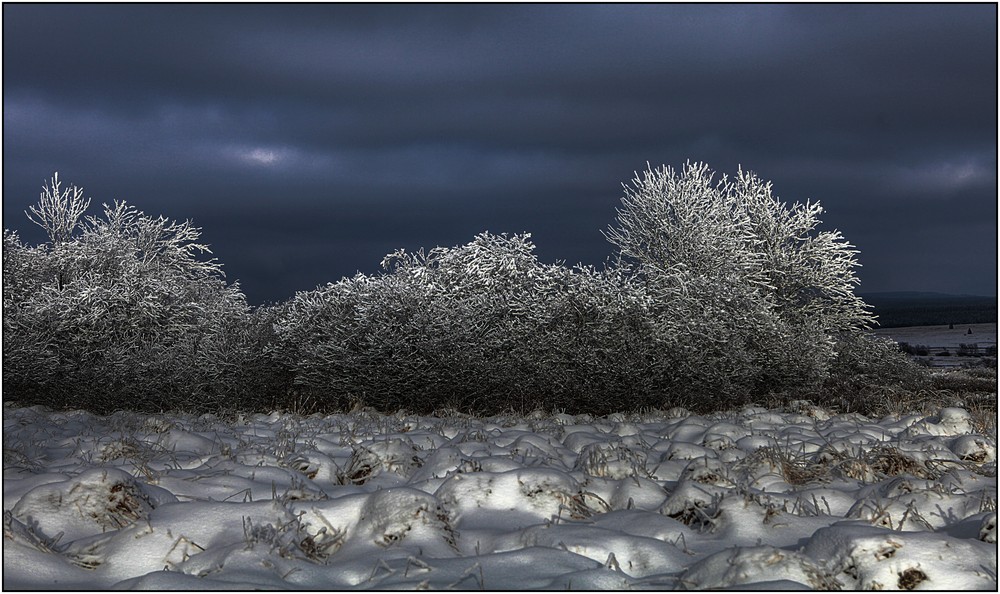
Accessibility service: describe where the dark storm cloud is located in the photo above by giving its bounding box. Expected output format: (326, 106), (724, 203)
(3, 3), (996, 304)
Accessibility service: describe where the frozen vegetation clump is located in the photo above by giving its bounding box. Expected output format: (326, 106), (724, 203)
(3, 163), (935, 416)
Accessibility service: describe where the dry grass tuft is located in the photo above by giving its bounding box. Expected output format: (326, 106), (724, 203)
(865, 445), (934, 479)
(931, 367), (998, 394)
(742, 446), (831, 486)
(897, 567), (927, 590)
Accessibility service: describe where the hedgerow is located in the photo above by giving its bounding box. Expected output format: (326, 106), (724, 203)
(3, 165), (928, 415)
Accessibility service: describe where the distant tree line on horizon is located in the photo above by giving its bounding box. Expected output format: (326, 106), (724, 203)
(3, 163), (925, 415)
(862, 295), (997, 328)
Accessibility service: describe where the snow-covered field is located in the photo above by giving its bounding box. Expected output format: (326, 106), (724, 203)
(3, 401), (997, 590)
(872, 322), (997, 349)
(874, 323), (997, 368)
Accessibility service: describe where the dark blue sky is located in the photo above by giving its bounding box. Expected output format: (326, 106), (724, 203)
(3, 4), (996, 304)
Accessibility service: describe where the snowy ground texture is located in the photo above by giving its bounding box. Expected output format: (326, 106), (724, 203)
(4, 401), (997, 590)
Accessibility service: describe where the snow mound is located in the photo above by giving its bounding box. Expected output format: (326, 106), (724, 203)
(803, 524), (997, 590)
(679, 546), (836, 590)
(10, 467), (176, 544)
(354, 487), (458, 555)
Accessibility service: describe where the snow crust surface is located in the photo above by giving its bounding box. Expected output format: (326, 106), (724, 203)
(3, 402), (996, 590)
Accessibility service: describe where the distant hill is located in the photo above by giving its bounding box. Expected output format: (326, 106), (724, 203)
(859, 292), (998, 328)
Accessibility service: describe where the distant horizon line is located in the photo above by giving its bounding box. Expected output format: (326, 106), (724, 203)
(858, 291), (997, 300)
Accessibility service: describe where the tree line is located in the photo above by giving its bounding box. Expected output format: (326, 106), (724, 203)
(2, 163), (923, 415)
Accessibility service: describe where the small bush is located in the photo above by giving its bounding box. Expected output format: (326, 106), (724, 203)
(957, 343), (982, 357)
(898, 342), (930, 356)
(819, 333), (931, 415)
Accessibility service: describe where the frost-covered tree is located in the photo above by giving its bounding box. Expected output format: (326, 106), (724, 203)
(25, 172), (90, 247)
(605, 161), (877, 400)
(3, 174), (279, 413)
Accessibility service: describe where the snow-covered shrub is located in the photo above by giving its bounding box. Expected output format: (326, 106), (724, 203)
(196, 303), (291, 412)
(276, 233), (546, 412)
(605, 161), (879, 404)
(3, 174), (277, 413)
(275, 232), (670, 414)
(375, 233), (543, 411)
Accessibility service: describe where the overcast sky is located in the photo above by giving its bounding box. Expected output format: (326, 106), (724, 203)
(3, 4), (996, 304)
